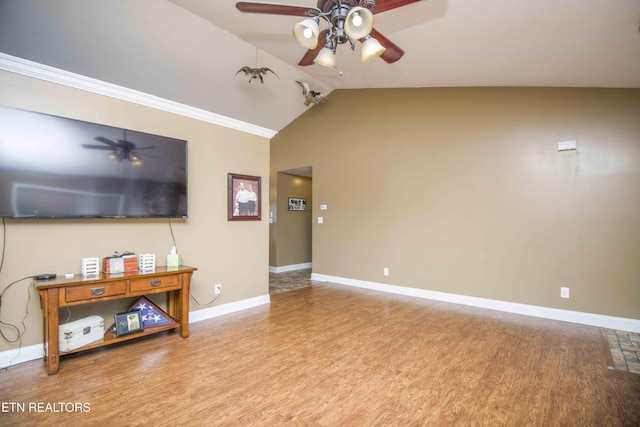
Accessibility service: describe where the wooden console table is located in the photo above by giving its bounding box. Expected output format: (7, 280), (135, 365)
(35, 265), (197, 374)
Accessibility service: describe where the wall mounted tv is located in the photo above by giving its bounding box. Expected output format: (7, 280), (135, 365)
(0, 105), (188, 218)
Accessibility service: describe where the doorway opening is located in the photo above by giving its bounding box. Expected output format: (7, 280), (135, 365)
(269, 166), (313, 294)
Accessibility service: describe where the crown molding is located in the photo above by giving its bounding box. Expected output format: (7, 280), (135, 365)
(0, 52), (277, 139)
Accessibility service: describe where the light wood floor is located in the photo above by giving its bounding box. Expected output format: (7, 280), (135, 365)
(1, 282), (639, 426)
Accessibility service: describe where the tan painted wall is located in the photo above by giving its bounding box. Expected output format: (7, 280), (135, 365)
(269, 173), (312, 268)
(271, 87), (640, 319)
(0, 70), (270, 351)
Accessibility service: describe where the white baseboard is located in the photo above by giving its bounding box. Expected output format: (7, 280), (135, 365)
(188, 294), (270, 324)
(0, 294), (271, 370)
(0, 344), (43, 370)
(269, 262), (312, 273)
(311, 273), (640, 333)
(6, 276), (636, 370)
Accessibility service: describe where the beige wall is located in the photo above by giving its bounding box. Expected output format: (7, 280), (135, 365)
(0, 70), (270, 351)
(269, 173), (312, 268)
(271, 87), (640, 320)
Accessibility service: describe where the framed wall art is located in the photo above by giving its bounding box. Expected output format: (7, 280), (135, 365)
(228, 173), (261, 221)
(288, 197), (307, 211)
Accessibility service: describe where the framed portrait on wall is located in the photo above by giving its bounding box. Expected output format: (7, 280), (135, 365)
(228, 173), (261, 221)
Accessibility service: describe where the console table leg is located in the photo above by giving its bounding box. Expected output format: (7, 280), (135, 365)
(45, 288), (60, 375)
(179, 274), (191, 338)
(178, 291), (189, 338)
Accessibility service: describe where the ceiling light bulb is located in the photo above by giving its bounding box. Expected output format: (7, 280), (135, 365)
(345, 7), (374, 40)
(352, 12), (362, 27)
(293, 18), (320, 49)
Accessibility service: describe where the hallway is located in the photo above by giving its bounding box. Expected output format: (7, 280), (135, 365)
(269, 268), (319, 295)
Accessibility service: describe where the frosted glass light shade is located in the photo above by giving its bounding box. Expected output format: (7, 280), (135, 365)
(293, 19), (320, 49)
(314, 47), (337, 68)
(361, 36), (386, 63)
(345, 7), (374, 40)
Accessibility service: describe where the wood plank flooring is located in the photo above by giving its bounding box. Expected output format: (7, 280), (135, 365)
(1, 282), (639, 426)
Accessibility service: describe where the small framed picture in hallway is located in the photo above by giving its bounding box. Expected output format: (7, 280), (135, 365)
(288, 198), (307, 211)
(228, 173), (261, 221)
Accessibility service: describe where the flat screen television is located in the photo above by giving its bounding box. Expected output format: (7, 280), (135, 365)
(0, 105), (188, 218)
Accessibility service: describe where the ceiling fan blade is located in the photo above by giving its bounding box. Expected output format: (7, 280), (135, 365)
(373, 0), (421, 14)
(94, 136), (118, 147)
(369, 28), (404, 63)
(236, 2), (319, 17)
(297, 29), (329, 66)
(82, 144), (113, 150)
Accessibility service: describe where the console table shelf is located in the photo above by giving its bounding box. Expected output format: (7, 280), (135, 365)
(35, 265), (197, 374)
(60, 321), (180, 356)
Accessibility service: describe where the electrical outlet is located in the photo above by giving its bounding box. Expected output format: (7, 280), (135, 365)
(383, 267), (389, 276)
(215, 284), (222, 295)
(560, 287), (570, 299)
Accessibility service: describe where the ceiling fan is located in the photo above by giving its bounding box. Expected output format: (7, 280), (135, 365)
(236, 0), (420, 69)
(82, 131), (154, 165)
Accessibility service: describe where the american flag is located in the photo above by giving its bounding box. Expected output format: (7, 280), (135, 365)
(131, 297), (172, 327)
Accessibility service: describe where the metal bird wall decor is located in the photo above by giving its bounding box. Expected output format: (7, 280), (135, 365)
(296, 80), (327, 106)
(236, 66), (279, 83)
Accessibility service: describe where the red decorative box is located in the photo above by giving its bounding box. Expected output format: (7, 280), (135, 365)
(103, 255), (137, 274)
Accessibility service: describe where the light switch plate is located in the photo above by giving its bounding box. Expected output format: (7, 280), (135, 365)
(557, 140), (577, 151)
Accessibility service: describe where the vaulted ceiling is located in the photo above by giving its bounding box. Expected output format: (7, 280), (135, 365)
(1, 0), (639, 136)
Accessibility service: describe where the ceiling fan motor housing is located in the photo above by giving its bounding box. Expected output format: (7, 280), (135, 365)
(329, 5), (350, 45)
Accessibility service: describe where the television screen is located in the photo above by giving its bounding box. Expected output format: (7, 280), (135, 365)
(0, 105), (188, 218)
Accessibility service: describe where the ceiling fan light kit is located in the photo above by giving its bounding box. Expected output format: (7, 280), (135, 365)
(129, 153), (142, 165)
(293, 18), (320, 49)
(344, 7), (374, 40)
(236, 0), (417, 68)
(108, 147), (142, 165)
(83, 130), (151, 165)
(300, 3), (379, 67)
(361, 34), (386, 62)
(314, 44), (338, 68)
